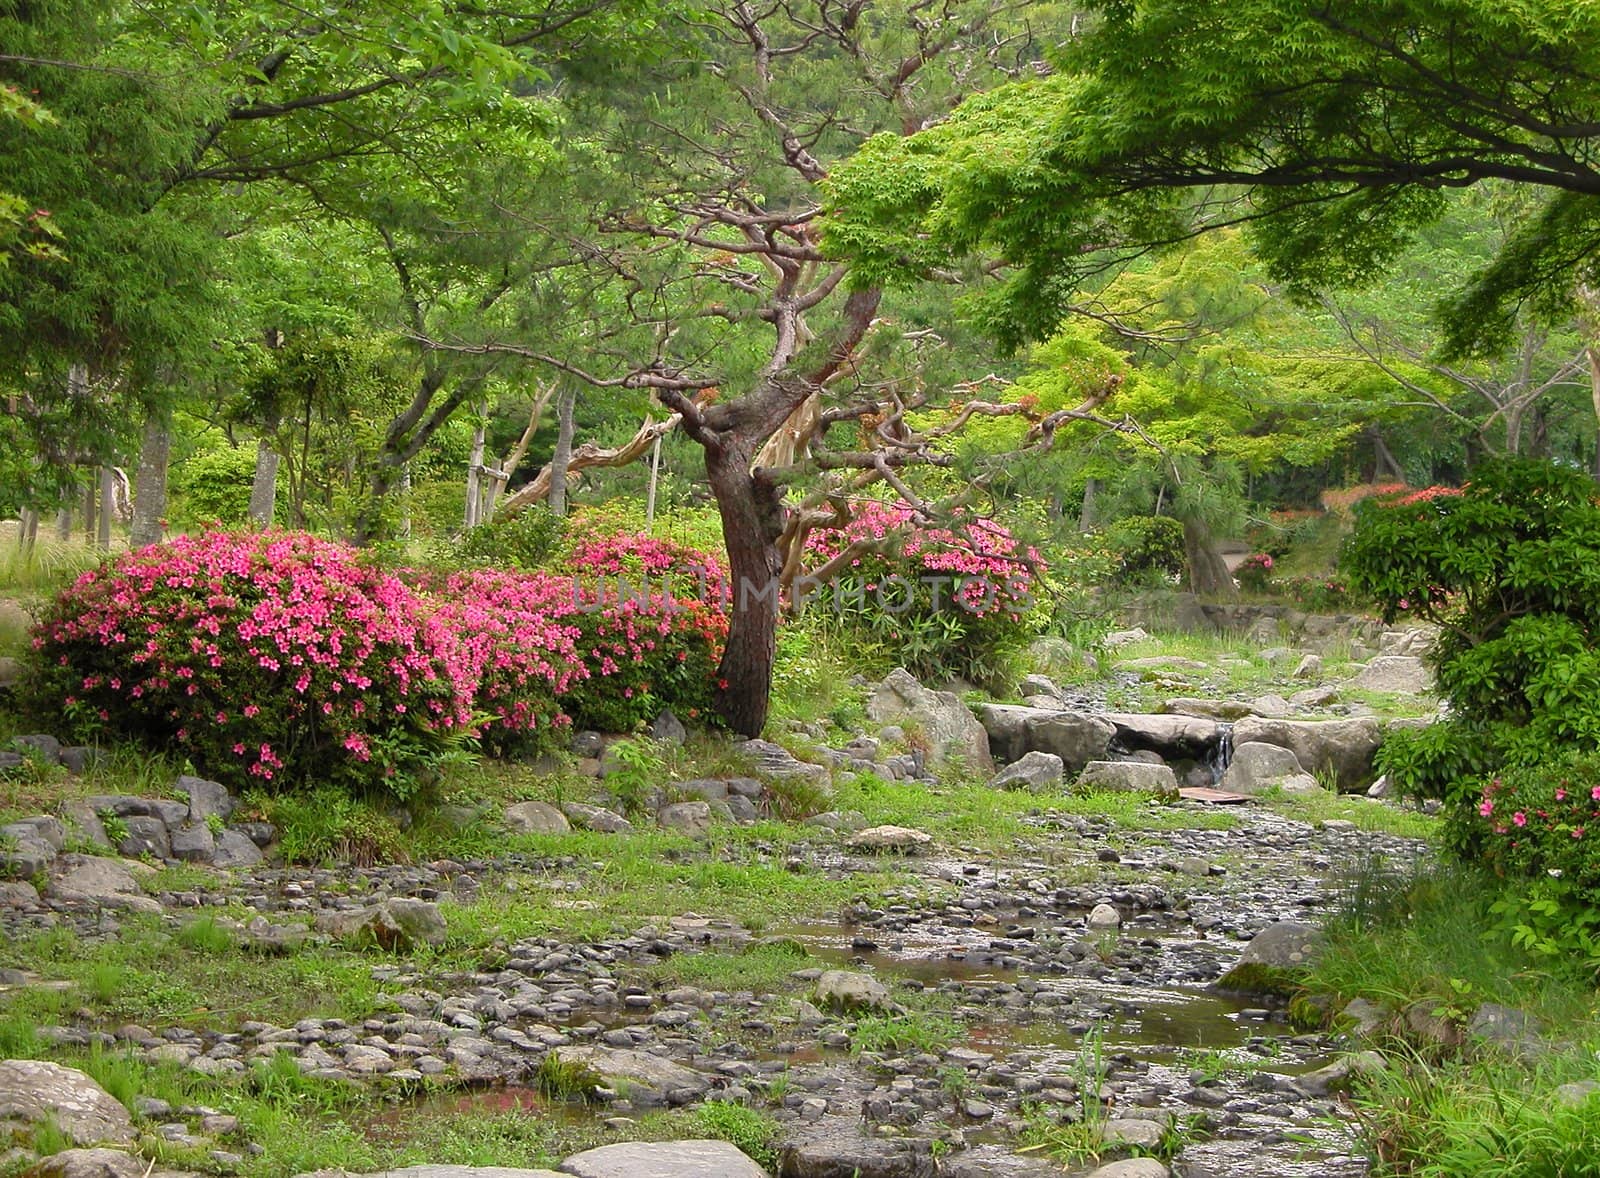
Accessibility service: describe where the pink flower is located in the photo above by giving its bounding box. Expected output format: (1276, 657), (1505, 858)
(1479, 799), (1494, 817)
(1512, 812), (1527, 827)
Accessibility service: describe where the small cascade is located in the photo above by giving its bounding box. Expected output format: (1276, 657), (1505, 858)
(1205, 722), (1235, 785)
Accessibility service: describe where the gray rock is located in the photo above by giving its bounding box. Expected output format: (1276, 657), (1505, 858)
(1340, 997), (1389, 1039)
(649, 710), (688, 747)
(1292, 654), (1323, 680)
(299, 1168), (563, 1178)
(57, 802), (110, 850)
(211, 829), (264, 868)
(0, 1059), (135, 1145)
(1086, 903), (1121, 929)
(57, 747), (99, 775)
(1243, 695), (1292, 720)
(553, 1047), (709, 1104)
(1105, 712), (1221, 758)
(504, 801), (572, 835)
(1086, 1161), (1170, 1178)
(1379, 626), (1437, 657)
(1100, 1119), (1166, 1149)
(1215, 920), (1324, 995)
(1018, 674), (1062, 699)
(1554, 1079), (1600, 1108)
(6, 816), (65, 852)
(846, 825), (932, 854)
(48, 855), (159, 913)
(733, 740), (831, 788)
(1467, 1002), (1543, 1054)
(989, 751), (1065, 791)
(181, 776), (234, 823)
(13, 733), (62, 763)
(560, 1140), (766, 1178)
(316, 898), (448, 950)
(26, 1148), (147, 1178)
(1220, 742), (1320, 796)
(560, 803), (634, 834)
(0, 655), (20, 693)
(0, 879), (40, 906)
(1349, 655), (1431, 694)
(1102, 628), (1149, 648)
(865, 668), (992, 772)
(656, 801), (712, 837)
(815, 969), (892, 1013)
(1292, 1050), (1386, 1097)
(1077, 760), (1179, 799)
(778, 1115), (934, 1178)
(168, 822), (216, 863)
(0, 834), (54, 877)
(1230, 716), (1383, 789)
(1163, 697), (1252, 722)
(116, 815), (171, 860)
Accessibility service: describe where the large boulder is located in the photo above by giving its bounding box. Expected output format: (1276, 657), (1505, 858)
(1230, 716), (1382, 789)
(989, 751), (1065, 791)
(656, 801), (713, 837)
(975, 704), (1116, 771)
(29, 1148), (149, 1178)
(1105, 712), (1222, 759)
(733, 740), (831, 788)
(561, 1141), (766, 1178)
(0, 1060), (136, 1146)
(865, 668), (992, 772)
(1220, 742), (1322, 796)
(46, 855), (160, 914)
(504, 801), (572, 835)
(1077, 761), (1179, 799)
(552, 1047), (709, 1105)
(180, 775), (234, 823)
(778, 1116), (936, 1178)
(847, 825), (932, 854)
(1348, 655), (1431, 694)
(815, 969), (892, 1013)
(1214, 920), (1325, 996)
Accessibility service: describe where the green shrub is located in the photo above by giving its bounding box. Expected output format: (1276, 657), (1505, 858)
(1346, 459), (1600, 800)
(453, 506), (566, 570)
(172, 445), (275, 529)
(1102, 514), (1185, 582)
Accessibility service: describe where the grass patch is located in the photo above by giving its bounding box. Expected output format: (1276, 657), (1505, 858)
(848, 1011), (963, 1056)
(1275, 791), (1439, 840)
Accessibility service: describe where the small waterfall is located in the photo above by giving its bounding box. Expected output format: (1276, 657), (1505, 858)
(1205, 722), (1235, 786)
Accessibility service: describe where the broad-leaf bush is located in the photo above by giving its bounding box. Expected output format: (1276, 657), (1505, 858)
(29, 531), (475, 797)
(1344, 459), (1600, 803)
(803, 501), (1044, 691)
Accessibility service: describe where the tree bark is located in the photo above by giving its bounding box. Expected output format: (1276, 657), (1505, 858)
(707, 441), (785, 737)
(464, 416), (487, 530)
(645, 431), (663, 530)
(1078, 477), (1099, 531)
(548, 383), (577, 518)
(130, 411), (171, 548)
(97, 467), (115, 550)
(1183, 516), (1237, 599)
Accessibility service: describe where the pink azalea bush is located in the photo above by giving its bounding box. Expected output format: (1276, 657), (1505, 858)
(30, 531), (474, 798)
(1235, 551), (1275, 592)
(555, 531), (730, 732)
(1466, 758), (1600, 903)
(423, 568), (586, 754)
(802, 501), (1043, 690)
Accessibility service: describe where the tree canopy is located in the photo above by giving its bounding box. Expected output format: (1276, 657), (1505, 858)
(826, 0), (1600, 355)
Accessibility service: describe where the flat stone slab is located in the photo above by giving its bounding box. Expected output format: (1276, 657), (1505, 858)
(560, 1140), (766, 1178)
(552, 1047), (709, 1100)
(0, 1059), (136, 1146)
(299, 1169), (564, 1178)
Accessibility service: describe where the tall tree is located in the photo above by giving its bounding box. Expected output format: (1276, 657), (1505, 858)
(433, 0), (1061, 735)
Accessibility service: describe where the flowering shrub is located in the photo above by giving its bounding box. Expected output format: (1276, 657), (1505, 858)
(424, 568), (585, 754)
(555, 532), (729, 732)
(1466, 760), (1600, 901)
(30, 531), (474, 798)
(1234, 552), (1274, 592)
(1276, 573), (1354, 613)
(802, 501), (1044, 691)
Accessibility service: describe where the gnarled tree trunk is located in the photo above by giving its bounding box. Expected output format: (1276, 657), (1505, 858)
(130, 411), (170, 548)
